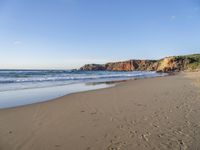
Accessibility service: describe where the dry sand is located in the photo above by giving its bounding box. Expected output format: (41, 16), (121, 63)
(0, 72), (200, 150)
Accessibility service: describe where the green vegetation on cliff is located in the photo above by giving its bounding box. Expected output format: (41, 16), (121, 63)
(174, 54), (200, 70)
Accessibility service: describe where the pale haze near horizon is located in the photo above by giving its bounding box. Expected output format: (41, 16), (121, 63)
(0, 0), (200, 69)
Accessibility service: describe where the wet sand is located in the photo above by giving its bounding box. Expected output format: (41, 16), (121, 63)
(0, 72), (200, 150)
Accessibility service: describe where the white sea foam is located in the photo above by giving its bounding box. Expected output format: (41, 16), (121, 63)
(0, 70), (165, 92)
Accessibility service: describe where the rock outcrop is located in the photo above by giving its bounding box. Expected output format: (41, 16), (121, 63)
(157, 57), (187, 72)
(79, 64), (106, 71)
(105, 60), (158, 71)
(80, 54), (200, 72)
(80, 60), (158, 71)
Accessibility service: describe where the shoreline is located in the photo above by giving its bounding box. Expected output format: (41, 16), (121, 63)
(0, 72), (199, 150)
(0, 72), (166, 110)
(0, 83), (115, 111)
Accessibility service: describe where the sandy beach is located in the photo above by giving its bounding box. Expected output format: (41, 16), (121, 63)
(0, 72), (200, 150)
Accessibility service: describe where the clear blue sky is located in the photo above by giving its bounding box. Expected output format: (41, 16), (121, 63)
(0, 0), (200, 69)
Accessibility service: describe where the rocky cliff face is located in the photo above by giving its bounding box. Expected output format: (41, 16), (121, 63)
(79, 64), (106, 71)
(156, 57), (188, 72)
(80, 54), (200, 72)
(105, 60), (158, 71)
(80, 60), (157, 71)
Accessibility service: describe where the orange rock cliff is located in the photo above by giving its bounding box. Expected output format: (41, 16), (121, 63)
(80, 54), (200, 72)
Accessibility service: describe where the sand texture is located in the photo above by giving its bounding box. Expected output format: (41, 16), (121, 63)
(0, 72), (200, 150)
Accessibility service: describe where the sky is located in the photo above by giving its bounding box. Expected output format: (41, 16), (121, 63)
(0, 0), (200, 69)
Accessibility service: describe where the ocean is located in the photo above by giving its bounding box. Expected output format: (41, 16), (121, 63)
(0, 70), (165, 108)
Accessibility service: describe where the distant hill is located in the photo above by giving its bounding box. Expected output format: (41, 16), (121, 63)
(80, 54), (200, 72)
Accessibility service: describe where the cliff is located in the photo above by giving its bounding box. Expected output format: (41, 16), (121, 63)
(156, 54), (200, 72)
(80, 54), (200, 72)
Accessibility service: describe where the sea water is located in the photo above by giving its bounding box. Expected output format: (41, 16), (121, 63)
(0, 70), (165, 108)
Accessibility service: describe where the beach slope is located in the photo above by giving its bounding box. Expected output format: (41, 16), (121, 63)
(0, 72), (200, 150)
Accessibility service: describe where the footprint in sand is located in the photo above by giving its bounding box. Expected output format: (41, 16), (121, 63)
(107, 141), (127, 150)
(141, 132), (151, 142)
(90, 111), (97, 115)
(86, 146), (91, 150)
(129, 130), (135, 138)
(55, 144), (61, 148)
(8, 130), (12, 134)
